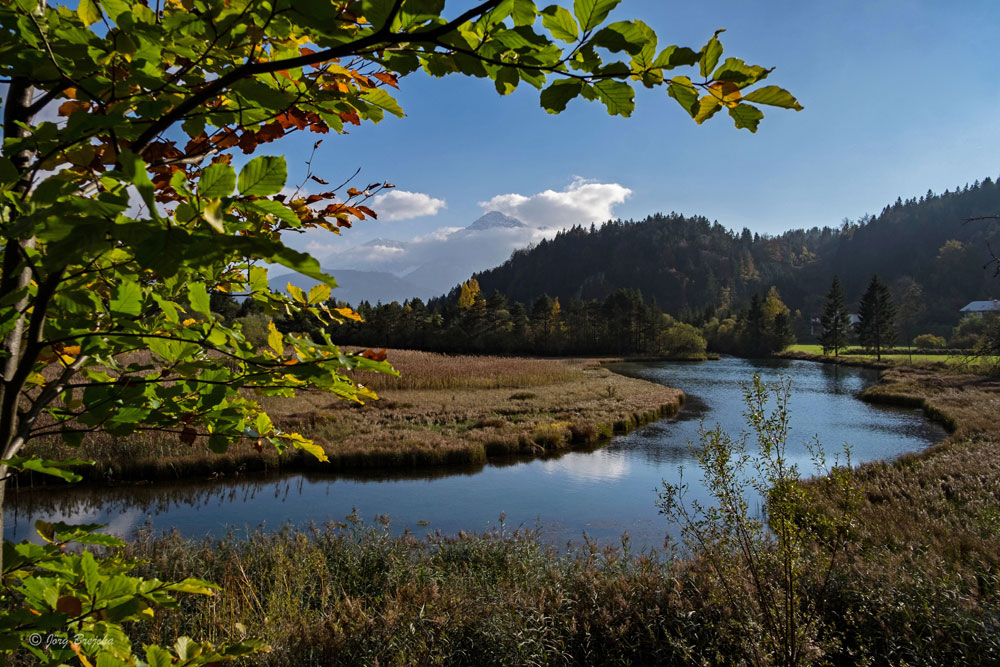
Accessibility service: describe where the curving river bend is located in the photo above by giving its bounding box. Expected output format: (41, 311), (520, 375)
(4, 358), (946, 550)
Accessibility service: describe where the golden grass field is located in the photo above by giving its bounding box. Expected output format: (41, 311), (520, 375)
(23, 351), (683, 482)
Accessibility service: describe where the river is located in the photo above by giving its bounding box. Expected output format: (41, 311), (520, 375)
(4, 357), (946, 550)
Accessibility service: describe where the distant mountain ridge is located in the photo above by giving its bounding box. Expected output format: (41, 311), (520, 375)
(463, 211), (526, 231)
(466, 178), (1000, 328)
(276, 211), (532, 304)
(269, 268), (432, 305)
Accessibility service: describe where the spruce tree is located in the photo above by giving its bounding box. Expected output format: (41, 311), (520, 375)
(819, 276), (852, 356)
(856, 275), (897, 360)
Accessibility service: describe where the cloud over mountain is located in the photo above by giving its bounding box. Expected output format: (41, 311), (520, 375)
(370, 189), (446, 221)
(292, 179), (633, 302)
(477, 177), (631, 228)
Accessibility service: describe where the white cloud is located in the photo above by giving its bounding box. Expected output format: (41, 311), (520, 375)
(370, 189), (446, 221)
(478, 177), (631, 228)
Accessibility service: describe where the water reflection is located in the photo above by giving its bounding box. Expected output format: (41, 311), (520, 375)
(6, 357), (947, 550)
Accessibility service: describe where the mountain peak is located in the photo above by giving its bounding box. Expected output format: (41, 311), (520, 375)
(364, 237), (407, 249)
(465, 211), (526, 231)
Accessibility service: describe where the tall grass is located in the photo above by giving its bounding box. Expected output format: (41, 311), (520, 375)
(348, 349), (578, 390)
(21, 355), (682, 483)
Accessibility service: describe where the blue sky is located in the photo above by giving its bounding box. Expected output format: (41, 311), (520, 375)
(273, 0), (1000, 269)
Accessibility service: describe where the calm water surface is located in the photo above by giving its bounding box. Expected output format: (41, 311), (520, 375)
(5, 358), (946, 550)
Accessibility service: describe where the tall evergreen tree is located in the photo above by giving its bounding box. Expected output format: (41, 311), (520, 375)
(819, 276), (852, 356)
(856, 275), (897, 360)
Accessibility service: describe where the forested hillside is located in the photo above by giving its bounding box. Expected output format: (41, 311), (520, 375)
(466, 178), (1000, 328)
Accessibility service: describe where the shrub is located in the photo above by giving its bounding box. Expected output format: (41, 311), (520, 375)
(913, 333), (947, 349)
(657, 322), (708, 359)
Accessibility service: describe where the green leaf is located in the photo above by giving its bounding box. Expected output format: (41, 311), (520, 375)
(208, 434), (229, 453)
(540, 79), (583, 113)
(728, 104), (764, 132)
(693, 94), (722, 124)
(494, 66), (519, 95)
(166, 578), (219, 596)
(362, 89), (404, 119)
(267, 321), (283, 354)
(653, 45), (700, 69)
(0, 157), (17, 185)
(199, 164), (236, 198)
(667, 76), (698, 117)
(308, 284), (331, 304)
(287, 283), (307, 303)
(541, 5), (578, 42)
(699, 29), (725, 78)
(594, 79), (634, 116)
(203, 198), (225, 232)
(77, 0), (102, 25)
(119, 149), (158, 219)
(4, 456), (90, 482)
(110, 279), (143, 317)
(590, 20), (651, 55)
(511, 0), (536, 26)
(81, 550), (100, 595)
(239, 199), (300, 228)
(188, 282), (210, 316)
(573, 0), (620, 32)
(712, 57), (770, 87)
(238, 156), (287, 196)
(145, 646), (174, 667)
(742, 85), (804, 110)
(255, 412), (273, 435)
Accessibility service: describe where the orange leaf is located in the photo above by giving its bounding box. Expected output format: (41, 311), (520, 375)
(373, 72), (399, 88)
(357, 205), (377, 219)
(256, 122), (285, 143)
(57, 596), (83, 617)
(58, 100), (90, 116)
(299, 46), (316, 56)
(708, 81), (742, 108)
(334, 307), (363, 322)
(360, 348), (387, 361)
(338, 110), (360, 126)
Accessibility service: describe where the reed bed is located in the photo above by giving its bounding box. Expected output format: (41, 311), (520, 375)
(22, 355), (682, 483)
(64, 508), (996, 666)
(348, 349), (578, 390)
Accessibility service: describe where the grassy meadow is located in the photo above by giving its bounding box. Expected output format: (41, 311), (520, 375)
(781, 344), (1000, 375)
(21, 351), (683, 484)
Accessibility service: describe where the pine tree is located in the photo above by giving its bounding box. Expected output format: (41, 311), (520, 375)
(856, 275), (897, 360)
(819, 276), (852, 356)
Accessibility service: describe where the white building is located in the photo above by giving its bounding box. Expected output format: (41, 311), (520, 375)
(960, 300), (1000, 318)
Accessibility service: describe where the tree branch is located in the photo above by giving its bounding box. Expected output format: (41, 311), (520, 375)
(129, 0), (500, 155)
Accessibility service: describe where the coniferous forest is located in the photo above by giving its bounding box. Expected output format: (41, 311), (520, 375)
(226, 176), (1000, 358)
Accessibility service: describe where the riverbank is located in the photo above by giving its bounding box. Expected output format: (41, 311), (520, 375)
(20, 352), (683, 485)
(75, 363), (998, 666)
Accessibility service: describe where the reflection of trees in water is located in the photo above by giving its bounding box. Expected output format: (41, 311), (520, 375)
(5, 441), (618, 520)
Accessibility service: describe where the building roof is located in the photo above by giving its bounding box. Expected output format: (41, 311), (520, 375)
(960, 300), (1000, 312)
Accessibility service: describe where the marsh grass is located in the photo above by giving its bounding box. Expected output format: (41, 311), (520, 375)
(21, 354), (682, 483)
(347, 349), (577, 390)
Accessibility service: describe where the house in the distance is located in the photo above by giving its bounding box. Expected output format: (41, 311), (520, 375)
(960, 300), (1000, 318)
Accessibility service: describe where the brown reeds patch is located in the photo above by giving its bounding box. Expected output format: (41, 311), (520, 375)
(805, 365), (1000, 579)
(22, 353), (682, 482)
